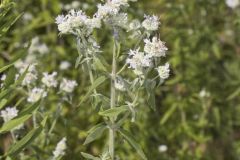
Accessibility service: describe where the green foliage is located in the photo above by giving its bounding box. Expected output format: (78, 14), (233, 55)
(0, 0), (240, 160)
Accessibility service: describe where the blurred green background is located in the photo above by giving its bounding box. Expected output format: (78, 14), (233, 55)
(1, 0), (240, 159)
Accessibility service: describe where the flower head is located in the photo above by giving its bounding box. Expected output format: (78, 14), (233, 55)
(144, 36), (168, 58)
(15, 62), (38, 86)
(53, 137), (67, 158)
(56, 9), (101, 36)
(60, 78), (78, 93)
(28, 37), (49, 55)
(0, 107), (18, 122)
(126, 48), (152, 71)
(199, 89), (210, 98)
(226, 0), (239, 8)
(156, 63), (170, 80)
(27, 87), (47, 103)
(142, 15), (160, 31)
(128, 19), (141, 31)
(41, 72), (58, 88)
(115, 77), (127, 91)
(158, 144), (168, 153)
(60, 61), (71, 70)
(96, 0), (128, 18)
(1, 74), (6, 81)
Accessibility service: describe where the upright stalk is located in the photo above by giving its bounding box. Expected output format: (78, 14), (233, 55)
(109, 37), (117, 159)
(77, 35), (96, 94)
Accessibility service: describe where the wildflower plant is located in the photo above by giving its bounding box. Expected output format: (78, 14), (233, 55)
(56, 0), (170, 159)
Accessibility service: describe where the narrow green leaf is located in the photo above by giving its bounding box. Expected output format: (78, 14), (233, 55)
(160, 104), (177, 125)
(145, 80), (156, 110)
(78, 76), (107, 106)
(6, 126), (42, 157)
(81, 152), (100, 160)
(99, 106), (129, 117)
(93, 57), (107, 72)
(227, 87), (240, 100)
(0, 63), (15, 73)
(0, 88), (12, 99)
(119, 129), (147, 160)
(0, 114), (32, 133)
(0, 99), (8, 109)
(84, 123), (107, 145)
(6, 117), (47, 157)
(0, 101), (41, 133)
(4, 68), (16, 87)
(13, 66), (29, 87)
(18, 101), (41, 117)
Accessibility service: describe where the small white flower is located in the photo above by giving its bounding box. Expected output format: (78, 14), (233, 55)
(158, 144), (168, 153)
(126, 48), (152, 74)
(53, 137), (67, 158)
(21, 72), (38, 86)
(60, 61), (71, 70)
(156, 63), (170, 80)
(71, 1), (81, 9)
(1, 74), (6, 81)
(111, 12), (128, 28)
(23, 13), (33, 21)
(28, 37), (49, 55)
(42, 72), (58, 88)
(85, 17), (102, 29)
(15, 62), (38, 86)
(226, 0), (239, 8)
(60, 78), (78, 93)
(115, 77), (127, 91)
(128, 19), (141, 31)
(0, 107), (18, 122)
(55, 10), (87, 34)
(96, 0), (129, 19)
(144, 37), (168, 58)
(142, 15), (160, 31)
(27, 88), (47, 103)
(199, 89), (210, 98)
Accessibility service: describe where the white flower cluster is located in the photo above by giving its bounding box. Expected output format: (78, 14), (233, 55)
(61, 1), (81, 11)
(0, 107), (18, 122)
(126, 48), (152, 75)
(115, 77), (127, 91)
(156, 63), (170, 80)
(55, 9), (101, 35)
(15, 62), (38, 86)
(142, 15), (160, 31)
(28, 37), (49, 55)
(27, 87), (47, 103)
(144, 36), (168, 58)
(60, 78), (78, 93)
(226, 0), (239, 8)
(96, 0), (129, 19)
(42, 72), (58, 88)
(53, 137), (67, 158)
(127, 36), (169, 78)
(126, 14), (169, 79)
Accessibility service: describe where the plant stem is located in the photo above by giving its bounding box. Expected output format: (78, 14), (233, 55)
(33, 112), (37, 128)
(10, 130), (16, 143)
(109, 37), (117, 160)
(77, 36), (96, 94)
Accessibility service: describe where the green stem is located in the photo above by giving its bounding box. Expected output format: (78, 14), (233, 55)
(33, 112), (37, 128)
(77, 36), (96, 94)
(109, 37), (118, 160)
(10, 130), (16, 143)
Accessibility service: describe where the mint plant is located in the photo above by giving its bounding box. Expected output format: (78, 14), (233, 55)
(56, 0), (170, 159)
